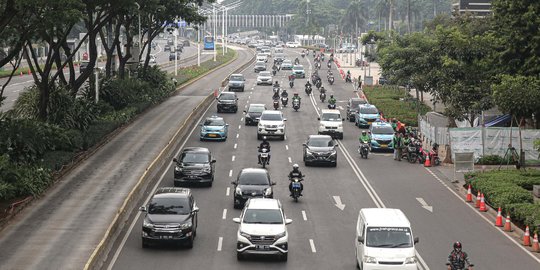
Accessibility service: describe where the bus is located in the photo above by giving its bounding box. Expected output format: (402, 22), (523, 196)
(204, 36), (215, 50)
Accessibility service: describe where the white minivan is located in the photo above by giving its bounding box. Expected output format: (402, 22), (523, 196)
(355, 208), (419, 270)
(318, 109), (344, 139)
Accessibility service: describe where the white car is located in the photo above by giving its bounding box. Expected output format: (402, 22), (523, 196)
(256, 54), (267, 63)
(286, 42), (300, 48)
(318, 109), (344, 139)
(257, 110), (286, 140)
(233, 198), (292, 261)
(256, 71), (273, 85)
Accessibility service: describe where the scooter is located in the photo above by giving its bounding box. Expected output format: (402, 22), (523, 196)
(289, 80), (294, 88)
(315, 80), (322, 90)
(289, 176), (304, 202)
(328, 103), (336, 109)
(358, 142), (370, 159)
(328, 76), (335, 85)
(272, 69), (277, 76)
(292, 99), (300, 112)
(281, 96), (288, 107)
(273, 99), (280, 110)
(345, 74), (352, 83)
(327, 62), (332, 69)
(258, 147), (270, 168)
(320, 92), (326, 103)
(273, 86), (280, 95)
(301, 52), (305, 58)
(305, 85), (312, 95)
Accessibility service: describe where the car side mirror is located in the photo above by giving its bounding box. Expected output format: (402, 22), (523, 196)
(243, 110), (247, 114)
(334, 144), (339, 147)
(414, 237), (419, 244)
(139, 206), (147, 212)
(225, 124), (229, 126)
(233, 217), (241, 223)
(285, 219), (293, 225)
(317, 117), (320, 120)
(302, 143), (308, 147)
(283, 118), (287, 121)
(357, 236), (364, 243)
(193, 206), (199, 213)
(172, 158), (178, 163)
(211, 160), (216, 163)
(231, 181), (236, 185)
(271, 182), (276, 186)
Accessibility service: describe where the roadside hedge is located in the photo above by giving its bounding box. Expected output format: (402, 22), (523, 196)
(362, 85), (430, 126)
(465, 169), (540, 230)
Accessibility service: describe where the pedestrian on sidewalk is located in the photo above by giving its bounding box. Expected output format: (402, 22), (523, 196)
(393, 132), (403, 161)
(357, 75), (362, 90)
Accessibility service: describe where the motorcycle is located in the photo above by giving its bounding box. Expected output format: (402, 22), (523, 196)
(315, 62), (321, 70)
(446, 263), (474, 270)
(290, 176), (304, 202)
(405, 143), (418, 163)
(315, 80), (322, 90)
(273, 86), (280, 95)
(301, 52), (305, 58)
(258, 147), (270, 168)
(292, 99), (300, 112)
(328, 103), (336, 109)
(294, 58), (300, 65)
(281, 96), (288, 107)
(272, 69), (277, 76)
(320, 92), (326, 103)
(273, 99), (280, 110)
(327, 62), (332, 69)
(328, 76), (334, 85)
(305, 85), (312, 95)
(345, 74), (352, 83)
(358, 142), (370, 159)
(289, 80), (294, 88)
(321, 55), (325, 61)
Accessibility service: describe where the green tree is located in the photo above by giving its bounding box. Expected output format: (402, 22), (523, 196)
(340, 1), (367, 34)
(492, 75), (540, 126)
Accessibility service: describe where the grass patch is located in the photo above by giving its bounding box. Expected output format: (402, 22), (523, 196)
(172, 46), (236, 85)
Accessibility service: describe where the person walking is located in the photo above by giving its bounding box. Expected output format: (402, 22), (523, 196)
(357, 75), (362, 90)
(393, 132), (403, 161)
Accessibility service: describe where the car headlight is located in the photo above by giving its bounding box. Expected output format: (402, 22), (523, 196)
(404, 256), (417, 264)
(363, 256), (377, 263)
(179, 220), (193, 229)
(143, 218), (154, 228)
(203, 167), (212, 173)
(275, 231), (286, 239)
(264, 188), (272, 196)
(329, 151), (337, 156)
(306, 149), (315, 156)
(240, 231), (251, 240)
(235, 187), (242, 195)
(338, 123), (343, 128)
(278, 123), (285, 128)
(175, 166), (183, 172)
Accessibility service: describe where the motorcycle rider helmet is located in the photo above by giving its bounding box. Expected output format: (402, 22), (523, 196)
(293, 164), (299, 170)
(330, 95), (334, 98)
(263, 136), (267, 141)
(453, 241), (462, 252)
(294, 92), (298, 96)
(362, 130), (367, 135)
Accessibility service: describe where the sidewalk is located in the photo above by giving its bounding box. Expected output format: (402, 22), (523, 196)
(333, 52), (381, 87)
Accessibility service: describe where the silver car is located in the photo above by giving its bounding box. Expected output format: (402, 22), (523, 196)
(256, 71), (273, 85)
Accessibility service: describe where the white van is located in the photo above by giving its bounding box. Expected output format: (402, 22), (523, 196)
(318, 109), (344, 139)
(355, 208), (419, 270)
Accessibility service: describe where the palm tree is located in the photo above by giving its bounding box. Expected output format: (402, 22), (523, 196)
(340, 0), (367, 35)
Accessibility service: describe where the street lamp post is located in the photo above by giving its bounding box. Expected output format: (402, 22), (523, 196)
(135, 3), (141, 47)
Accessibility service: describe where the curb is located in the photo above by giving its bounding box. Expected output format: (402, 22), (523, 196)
(83, 46), (253, 270)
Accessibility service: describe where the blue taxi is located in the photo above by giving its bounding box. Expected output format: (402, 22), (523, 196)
(355, 104), (381, 128)
(200, 116), (228, 141)
(369, 122), (395, 151)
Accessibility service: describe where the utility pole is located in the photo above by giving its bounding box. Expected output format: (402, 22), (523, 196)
(407, 0), (411, 33)
(213, 4), (216, 61)
(306, 0), (310, 27)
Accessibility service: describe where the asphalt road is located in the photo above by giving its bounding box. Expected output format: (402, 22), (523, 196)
(104, 49), (540, 270)
(0, 46), (253, 270)
(0, 38), (199, 112)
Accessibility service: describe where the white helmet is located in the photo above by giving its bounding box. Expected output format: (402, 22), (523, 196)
(293, 164), (299, 169)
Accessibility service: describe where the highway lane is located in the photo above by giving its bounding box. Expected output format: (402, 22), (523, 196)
(108, 47), (540, 270)
(0, 46), (253, 270)
(0, 38), (199, 112)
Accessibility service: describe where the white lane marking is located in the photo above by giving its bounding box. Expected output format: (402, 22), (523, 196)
(217, 237), (223, 251)
(236, 134), (239, 139)
(285, 145), (289, 150)
(232, 155), (235, 161)
(229, 169), (233, 177)
(226, 187), (230, 196)
(284, 135), (287, 140)
(426, 168), (540, 264)
(302, 210), (307, 221)
(309, 239), (317, 253)
(238, 125), (241, 129)
(333, 196), (346, 211)
(234, 143), (237, 149)
(222, 209), (227, 219)
(416, 197), (433, 212)
(288, 157), (292, 163)
(248, 95), (251, 99)
(240, 117), (243, 121)
(244, 104), (247, 108)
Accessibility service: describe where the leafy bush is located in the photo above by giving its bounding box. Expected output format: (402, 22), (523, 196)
(476, 155), (503, 165)
(506, 203), (540, 232)
(99, 78), (151, 110)
(40, 150), (77, 171)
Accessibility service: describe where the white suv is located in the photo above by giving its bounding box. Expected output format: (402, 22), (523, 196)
(318, 109), (344, 139)
(257, 110), (286, 140)
(233, 198), (292, 261)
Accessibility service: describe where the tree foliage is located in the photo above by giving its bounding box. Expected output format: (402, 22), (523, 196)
(492, 75), (540, 121)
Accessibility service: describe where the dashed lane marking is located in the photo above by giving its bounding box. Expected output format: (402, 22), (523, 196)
(217, 237), (223, 251)
(309, 239), (317, 253)
(302, 210), (307, 221)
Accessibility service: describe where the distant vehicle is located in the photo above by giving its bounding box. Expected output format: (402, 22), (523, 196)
(292, 65), (306, 78)
(317, 109), (344, 140)
(256, 71), (273, 85)
(164, 44), (171, 51)
(286, 42), (300, 48)
(217, 91), (238, 113)
(355, 104), (381, 128)
(370, 122), (394, 151)
(173, 147), (216, 187)
(281, 59), (293, 70)
(169, 52), (180, 61)
(254, 61), (267, 73)
(256, 54), (267, 63)
(200, 115), (229, 141)
(274, 53), (285, 63)
(182, 40), (190, 47)
(257, 110), (286, 140)
(79, 61), (90, 73)
(346, 98), (368, 122)
(204, 36), (215, 50)
(228, 74), (246, 92)
(303, 135), (338, 167)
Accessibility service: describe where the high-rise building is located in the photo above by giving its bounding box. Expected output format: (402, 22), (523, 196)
(452, 0), (492, 17)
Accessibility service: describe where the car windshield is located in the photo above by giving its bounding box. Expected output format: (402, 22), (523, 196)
(243, 209), (283, 224)
(372, 126), (394, 135)
(219, 94), (236, 101)
(365, 227), (413, 248)
(282, 60), (292, 64)
(275, 53), (284, 58)
(249, 106), (265, 113)
(351, 99), (366, 108)
(360, 107), (379, 114)
(308, 137), (333, 147)
(259, 71), (271, 76)
(204, 118), (225, 126)
(230, 75), (243, 81)
(238, 171), (270, 185)
(148, 197), (191, 215)
(322, 113), (341, 121)
(260, 113), (282, 121)
(255, 62), (265, 67)
(181, 152), (209, 163)
(293, 66), (304, 71)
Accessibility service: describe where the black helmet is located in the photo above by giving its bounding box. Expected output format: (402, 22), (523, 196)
(330, 95), (334, 98)
(453, 242), (462, 251)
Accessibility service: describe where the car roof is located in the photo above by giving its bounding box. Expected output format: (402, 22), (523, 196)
(350, 97), (366, 102)
(239, 167), (268, 174)
(372, 122), (391, 127)
(219, 91), (236, 96)
(321, 109), (341, 114)
(261, 110), (282, 115)
(308, 134), (333, 140)
(154, 187), (191, 198)
(230, 73), (244, 77)
(245, 198), (281, 210)
(182, 147), (210, 153)
(205, 115), (224, 121)
(359, 104), (377, 109)
(249, 103), (265, 107)
(360, 208), (410, 227)
(293, 65), (304, 68)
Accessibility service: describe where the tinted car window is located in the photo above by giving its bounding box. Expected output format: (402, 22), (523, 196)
(148, 197), (191, 215)
(260, 113), (282, 121)
(230, 75), (244, 81)
(351, 99), (366, 107)
(238, 171), (269, 185)
(372, 126), (394, 135)
(321, 113), (341, 121)
(219, 94), (236, 100)
(182, 152), (209, 163)
(308, 137), (333, 147)
(243, 209), (283, 224)
(259, 71), (271, 76)
(204, 118), (225, 126)
(249, 106), (265, 113)
(366, 227), (413, 248)
(360, 107), (379, 114)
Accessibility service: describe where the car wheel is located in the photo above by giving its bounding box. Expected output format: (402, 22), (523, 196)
(280, 253), (288, 261)
(142, 239), (149, 249)
(233, 202), (240, 209)
(280, 135), (285, 141)
(237, 252), (244, 260)
(217, 108), (221, 113)
(332, 161), (337, 167)
(208, 180), (213, 187)
(338, 134), (344, 140)
(185, 235), (194, 249)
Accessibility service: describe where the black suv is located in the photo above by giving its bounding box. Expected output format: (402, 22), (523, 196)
(346, 97), (368, 122)
(303, 135), (338, 167)
(173, 147), (216, 187)
(140, 187), (199, 248)
(243, 103), (266, 126)
(217, 91), (238, 113)
(231, 168), (275, 209)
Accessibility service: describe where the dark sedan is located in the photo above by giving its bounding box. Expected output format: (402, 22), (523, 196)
(243, 104), (266, 126)
(303, 135), (338, 167)
(231, 168), (275, 209)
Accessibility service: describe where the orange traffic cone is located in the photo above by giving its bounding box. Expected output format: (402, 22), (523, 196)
(504, 214), (512, 232)
(523, 226), (531, 246)
(495, 207), (503, 227)
(424, 154), (431, 167)
(479, 193), (487, 212)
(532, 233), (540, 252)
(20, 71), (23, 77)
(466, 184), (473, 202)
(475, 191), (481, 208)
(27, 69), (31, 75)
(213, 89), (218, 97)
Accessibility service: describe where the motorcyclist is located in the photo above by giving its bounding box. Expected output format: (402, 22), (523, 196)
(292, 92), (301, 105)
(391, 118), (398, 131)
(305, 80), (312, 89)
(288, 164), (304, 194)
(328, 95), (336, 105)
(320, 86), (326, 94)
(294, 57), (300, 65)
(447, 242), (473, 270)
(272, 91), (280, 101)
(273, 81), (280, 88)
(258, 136), (271, 165)
(281, 89), (288, 98)
(359, 130), (370, 144)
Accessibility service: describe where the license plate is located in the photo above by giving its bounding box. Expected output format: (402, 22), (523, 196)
(267, 131), (275, 134)
(256, 245), (270, 251)
(160, 235), (174, 239)
(292, 182), (301, 188)
(380, 144), (388, 148)
(208, 134), (217, 137)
